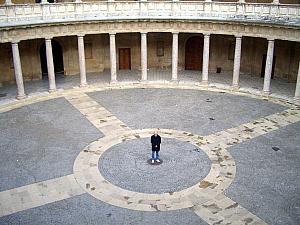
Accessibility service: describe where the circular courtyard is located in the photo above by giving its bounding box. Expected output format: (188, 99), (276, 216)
(0, 84), (299, 225)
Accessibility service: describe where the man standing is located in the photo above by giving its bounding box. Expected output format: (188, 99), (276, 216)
(151, 130), (161, 163)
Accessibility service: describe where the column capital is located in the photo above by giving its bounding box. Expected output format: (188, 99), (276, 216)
(203, 33), (210, 37)
(267, 38), (275, 42)
(172, 32), (179, 35)
(44, 37), (53, 41)
(77, 34), (85, 38)
(140, 32), (148, 35)
(235, 35), (242, 39)
(109, 33), (116, 36)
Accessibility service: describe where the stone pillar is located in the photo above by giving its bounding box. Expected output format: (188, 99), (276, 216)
(141, 32), (147, 81)
(232, 36), (242, 88)
(77, 35), (87, 87)
(172, 32), (179, 81)
(11, 42), (26, 100)
(272, 0), (280, 4)
(294, 61), (300, 102)
(45, 38), (56, 92)
(202, 33), (210, 85)
(5, 0), (13, 5)
(263, 39), (275, 95)
(41, 0), (48, 3)
(109, 33), (117, 83)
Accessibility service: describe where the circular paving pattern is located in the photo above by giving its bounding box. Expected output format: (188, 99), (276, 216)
(99, 138), (211, 194)
(73, 128), (236, 211)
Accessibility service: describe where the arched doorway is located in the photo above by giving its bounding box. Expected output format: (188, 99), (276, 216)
(185, 36), (203, 70)
(39, 40), (64, 79)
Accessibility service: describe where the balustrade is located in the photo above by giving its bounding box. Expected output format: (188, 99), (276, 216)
(0, 1), (298, 27)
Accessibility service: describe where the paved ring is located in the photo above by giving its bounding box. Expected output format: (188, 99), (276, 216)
(73, 128), (236, 211)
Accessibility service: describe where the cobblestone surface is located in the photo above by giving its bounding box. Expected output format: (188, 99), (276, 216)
(0, 98), (102, 191)
(0, 193), (208, 225)
(88, 88), (286, 136)
(99, 138), (211, 194)
(225, 122), (300, 225)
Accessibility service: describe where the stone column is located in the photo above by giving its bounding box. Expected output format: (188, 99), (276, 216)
(172, 32), (179, 81)
(272, 0), (280, 4)
(5, 0), (13, 5)
(11, 42), (26, 100)
(45, 38), (56, 92)
(77, 35), (87, 87)
(263, 39), (275, 95)
(294, 61), (300, 102)
(141, 32), (147, 81)
(109, 33), (117, 83)
(202, 33), (210, 85)
(232, 36), (242, 88)
(41, 0), (48, 3)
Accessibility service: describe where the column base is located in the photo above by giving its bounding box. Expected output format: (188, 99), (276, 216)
(293, 97), (300, 105)
(200, 80), (209, 86)
(16, 94), (27, 100)
(110, 80), (118, 85)
(48, 88), (57, 93)
(263, 90), (271, 96)
(231, 84), (240, 90)
(171, 78), (178, 83)
(79, 83), (88, 88)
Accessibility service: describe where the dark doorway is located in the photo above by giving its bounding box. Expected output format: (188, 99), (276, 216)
(119, 48), (131, 70)
(40, 40), (64, 79)
(185, 36), (203, 70)
(261, 54), (276, 79)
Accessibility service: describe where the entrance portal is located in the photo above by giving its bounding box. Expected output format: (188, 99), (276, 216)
(119, 48), (131, 70)
(185, 36), (203, 70)
(39, 40), (64, 78)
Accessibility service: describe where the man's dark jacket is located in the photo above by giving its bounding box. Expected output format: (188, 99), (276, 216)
(151, 135), (161, 151)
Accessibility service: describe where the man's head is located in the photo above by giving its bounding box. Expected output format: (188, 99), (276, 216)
(154, 130), (158, 136)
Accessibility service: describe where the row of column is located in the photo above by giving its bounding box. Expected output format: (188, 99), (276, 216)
(10, 33), (300, 102)
(12, 35), (88, 99)
(3, 0), (283, 5)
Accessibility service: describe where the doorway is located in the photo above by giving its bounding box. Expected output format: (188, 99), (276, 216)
(185, 36), (203, 70)
(261, 54), (276, 79)
(39, 40), (64, 79)
(119, 48), (131, 70)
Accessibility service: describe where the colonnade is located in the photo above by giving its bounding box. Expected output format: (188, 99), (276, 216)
(2, 0), (285, 5)
(9, 32), (300, 102)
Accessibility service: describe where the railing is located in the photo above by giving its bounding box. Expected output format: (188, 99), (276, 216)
(0, 1), (299, 27)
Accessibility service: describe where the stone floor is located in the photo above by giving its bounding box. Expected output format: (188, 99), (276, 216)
(0, 82), (299, 225)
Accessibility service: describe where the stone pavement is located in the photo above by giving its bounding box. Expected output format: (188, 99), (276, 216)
(0, 82), (299, 225)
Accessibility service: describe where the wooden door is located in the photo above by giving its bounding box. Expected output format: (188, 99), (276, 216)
(185, 37), (203, 70)
(119, 48), (131, 70)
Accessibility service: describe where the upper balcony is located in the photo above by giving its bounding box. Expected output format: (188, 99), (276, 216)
(0, 1), (299, 28)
